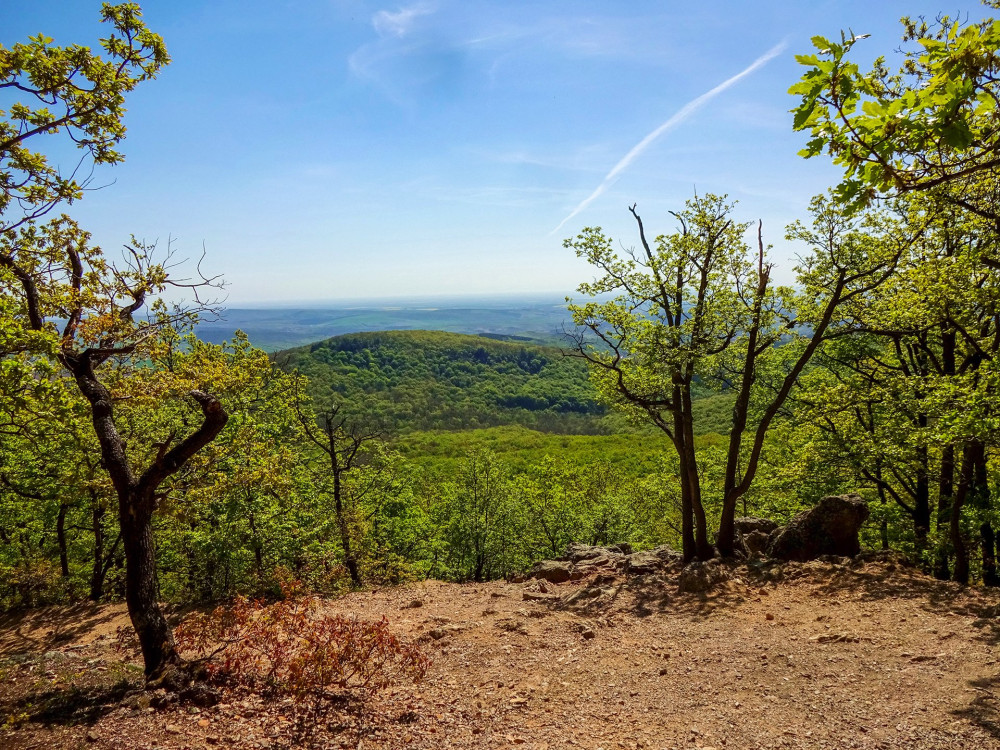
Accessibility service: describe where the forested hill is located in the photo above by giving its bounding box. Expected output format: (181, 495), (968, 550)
(274, 330), (614, 433)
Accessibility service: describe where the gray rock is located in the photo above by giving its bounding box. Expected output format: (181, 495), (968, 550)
(529, 560), (573, 583)
(678, 559), (730, 593)
(561, 543), (610, 563)
(626, 544), (682, 575)
(42, 650), (77, 662)
(734, 517), (780, 536)
(742, 530), (770, 556)
(179, 683), (220, 707)
(767, 494), (869, 562)
(574, 553), (623, 572)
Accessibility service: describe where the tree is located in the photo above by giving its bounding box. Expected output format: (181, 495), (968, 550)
(790, 1), (1000, 219)
(566, 193), (899, 560)
(0, 368), (122, 602)
(140, 332), (309, 602)
(439, 450), (520, 581)
(296, 400), (386, 588)
(0, 5), (205, 681)
(1, 3), (169, 235)
(2, 217), (229, 681)
(795, 191), (1000, 581)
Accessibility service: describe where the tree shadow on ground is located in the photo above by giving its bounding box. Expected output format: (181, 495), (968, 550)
(0, 672), (139, 728)
(629, 575), (748, 619)
(548, 571), (747, 619)
(0, 602), (129, 656)
(794, 562), (1000, 645)
(953, 673), (1000, 741)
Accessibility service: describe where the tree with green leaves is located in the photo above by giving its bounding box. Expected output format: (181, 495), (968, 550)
(798, 191), (1000, 581)
(0, 3), (169, 235)
(566, 193), (900, 560)
(437, 449), (521, 581)
(0, 5), (235, 683)
(294, 399), (388, 589)
(790, 1), (1000, 220)
(2, 217), (230, 682)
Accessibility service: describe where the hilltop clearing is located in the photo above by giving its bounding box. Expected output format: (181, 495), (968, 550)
(2, 557), (999, 749)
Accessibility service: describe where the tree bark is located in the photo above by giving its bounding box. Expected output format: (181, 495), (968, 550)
(56, 502), (70, 577)
(934, 443), (955, 580)
(982, 522), (999, 587)
(120, 496), (181, 678)
(672, 384), (695, 562)
(332, 457), (362, 588)
(950, 441), (983, 585)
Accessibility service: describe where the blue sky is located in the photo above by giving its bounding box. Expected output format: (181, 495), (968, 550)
(3, 1), (990, 303)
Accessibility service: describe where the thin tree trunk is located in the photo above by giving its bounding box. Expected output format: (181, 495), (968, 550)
(952, 441), (986, 585)
(935, 443), (955, 580)
(680, 383), (712, 560)
(332, 453), (362, 588)
(982, 522), (998, 586)
(914, 443), (932, 563)
(90, 500), (106, 601)
(673, 385), (695, 562)
(56, 502), (69, 577)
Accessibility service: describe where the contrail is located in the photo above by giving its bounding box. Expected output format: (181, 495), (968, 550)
(552, 39), (788, 235)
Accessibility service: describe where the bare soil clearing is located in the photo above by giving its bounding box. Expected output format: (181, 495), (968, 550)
(2, 557), (999, 750)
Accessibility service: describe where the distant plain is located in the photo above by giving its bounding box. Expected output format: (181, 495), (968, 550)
(196, 295), (574, 351)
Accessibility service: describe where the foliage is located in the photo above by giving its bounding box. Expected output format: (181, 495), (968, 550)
(275, 330), (611, 434)
(0, 3), (169, 232)
(566, 192), (898, 558)
(174, 580), (430, 700)
(794, 191), (1000, 579)
(790, 1), (1000, 214)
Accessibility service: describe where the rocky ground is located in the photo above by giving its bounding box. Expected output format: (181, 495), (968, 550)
(2, 554), (1000, 750)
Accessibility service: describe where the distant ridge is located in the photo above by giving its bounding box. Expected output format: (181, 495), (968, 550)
(196, 298), (573, 351)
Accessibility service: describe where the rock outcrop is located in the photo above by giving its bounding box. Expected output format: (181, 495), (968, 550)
(626, 544), (683, 575)
(528, 560), (574, 583)
(677, 559), (731, 593)
(526, 542), (680, 583)
(732, 517), (780, 557)
(766, 495), (869, 562)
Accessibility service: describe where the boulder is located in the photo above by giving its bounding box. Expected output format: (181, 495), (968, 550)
(606, 542), (634, 556)
(529, 560), (573, 583)
(626, 544), (682, 575)
(678, 559), (730, 593)
(766, 494), (869, 562)
(734, 517), (779, 536)
(742, 530), (770, 556)
(560, 543), (630, 574)
(562, 543), (612, 563)
(574, 554), (624, 573)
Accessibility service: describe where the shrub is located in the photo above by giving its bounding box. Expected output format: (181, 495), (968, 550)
(174, 581), (429, 700)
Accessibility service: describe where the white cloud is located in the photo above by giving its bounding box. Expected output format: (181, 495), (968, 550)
(372, 2), (435, 38)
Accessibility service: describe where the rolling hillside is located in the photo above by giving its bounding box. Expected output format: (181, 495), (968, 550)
(275, 330), (610, 433)
(274, 329), (734, 435)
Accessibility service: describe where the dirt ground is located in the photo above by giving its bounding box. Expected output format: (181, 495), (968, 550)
(2, 556), (1000, 750)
